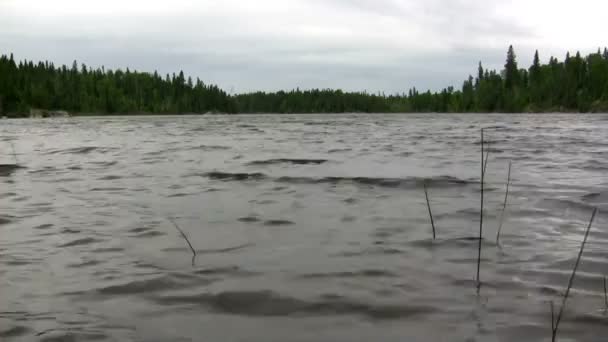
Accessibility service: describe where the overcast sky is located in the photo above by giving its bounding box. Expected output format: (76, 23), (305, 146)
(1, 0), (606, 94)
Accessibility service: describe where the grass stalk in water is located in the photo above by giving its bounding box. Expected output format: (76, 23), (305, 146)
(423, 181), (436, 240)
(169, 218), (197, 266)
(10, 141), (18, 164)
(496, 161), (512, 245)
(550, 301), (555, 335)
(551, 208), (598, 342)
(476, 128), (484, 289)
(483, 144), (490, 177)
(604, 276), (607, 309)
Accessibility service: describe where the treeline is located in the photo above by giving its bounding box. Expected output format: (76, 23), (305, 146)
(236, 46), (608, 113)
(1, 46), (608, 115)
(0, 55), (236, 115)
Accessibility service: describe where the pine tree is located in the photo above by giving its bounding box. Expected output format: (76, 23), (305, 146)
(476, 62), (484, 88)
(504, 45), (519, 90)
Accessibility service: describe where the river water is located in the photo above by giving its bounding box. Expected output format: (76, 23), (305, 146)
(1, 114), (607, 342)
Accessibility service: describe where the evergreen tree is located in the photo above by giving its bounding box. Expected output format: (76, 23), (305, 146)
(529, 50), (543, 108)
(504, 45), (519, 90)
(1, 46), (608, 116)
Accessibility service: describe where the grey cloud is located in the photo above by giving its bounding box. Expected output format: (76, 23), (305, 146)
(0, 0), (596, 93)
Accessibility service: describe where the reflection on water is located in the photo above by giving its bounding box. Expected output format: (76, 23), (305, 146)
(1, 114), (608, 341)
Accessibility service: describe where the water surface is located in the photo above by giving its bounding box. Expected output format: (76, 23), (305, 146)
(1, 114), (608, 341)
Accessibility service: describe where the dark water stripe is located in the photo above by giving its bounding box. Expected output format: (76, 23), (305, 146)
(0, 164), (25, 176)
(202, 171), (474, 189)
(44, 146), (117, 155)
(247, 158), (328, 166)
(95, 275), (205, 295)
(155, 290), (436, 319)
(295, 269), (398, 279)
(58, 238), (103, 248)
(0, 325), (31, 338)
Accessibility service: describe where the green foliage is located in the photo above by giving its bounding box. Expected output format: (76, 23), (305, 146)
(235, 46), (608, 113)
(1, 45), (608, 115)
(0, 55), (235, 115)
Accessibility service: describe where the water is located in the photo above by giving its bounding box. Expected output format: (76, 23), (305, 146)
(1, 114), (608, 342)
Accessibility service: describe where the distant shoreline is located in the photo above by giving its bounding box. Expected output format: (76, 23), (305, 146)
(4, 110), (607, 119)
(2, 46), (608, 116)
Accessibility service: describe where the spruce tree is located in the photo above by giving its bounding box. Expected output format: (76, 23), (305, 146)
(504, 45), (519, 90)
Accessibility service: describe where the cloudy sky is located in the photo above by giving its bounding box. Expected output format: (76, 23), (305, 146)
(1, 0), (606, 94)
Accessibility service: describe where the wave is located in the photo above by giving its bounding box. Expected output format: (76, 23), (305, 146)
(194, 266), (259, 277)
(33, 223), (54, 230)
(202, 171), (474, 189)
(0, 164), (24, 176)
(238, 216), (261, 223)
(263, 219), (295, 226)
(98, 175), (122, 180)
(581, 191), (608, 203)
(295, 269), (398, 279)
(0, 325), (30, 338)
(198, 243), (253, 255)
(582, 159), (608, 171)
(304, 121), (333, 126)
(539, 198), (596, 212)
(190, 144), (231, 151)
(155, 290), (436, 319)
(328, 148), (352, 153)
(0, 215), (13, 225)
(90, 187), (126, 192)
(96, 275), (200, 295)
(44, 146), (117, 155)
(58, 238), (103, 248)
(204, 172), (267, 181)
(247, 158), (328, 166)
(275, 175), (474, 189)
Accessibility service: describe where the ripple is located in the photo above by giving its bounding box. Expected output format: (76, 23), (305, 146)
(0, 324), (31, 338)
(155, 290), (436, 319)
(203, 171), (475, 189)
(247, 158), (328, 166)
(204, 171), (266, 181)
(44, 146), (116, 155)
(61, 228), (81, 234)
(90, 187), (125, 192)
(238, 216), (261, 223)
(132, 230), (166, 238)
(67, 260), (104, 268)
(296, 269), (398, 279)
(194, 266), (258, 277)
(0, 164), (24, 176)
(89, 161), (118, 167)
(58, 238), (103, 248)
(128, 227), (151, 233)
(263, 219), (295, 226)
(33, 223), (54, 230)
(328, 148), (352, 153)
(96, 275), (200, 295)
(97, 175), (122, 180)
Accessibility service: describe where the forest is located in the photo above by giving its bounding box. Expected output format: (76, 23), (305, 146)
(1, 45), (608, 116)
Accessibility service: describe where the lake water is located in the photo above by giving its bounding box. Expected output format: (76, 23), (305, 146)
(1, 114), (608, 342)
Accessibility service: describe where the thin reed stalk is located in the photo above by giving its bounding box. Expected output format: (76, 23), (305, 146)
(551, 208), (598, 342)
(423, 181), (436, 240)
(10, 141), (18, 164)
(550, 301), (555, 334)
(477, 128), (484, 289)
(168, 218), (197, 266)
(483, 146), (490, 177)
(496, 161), (512, 245)
(604, 277), (608, 310)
